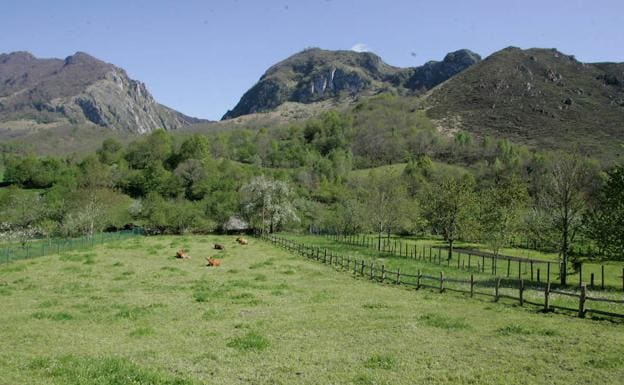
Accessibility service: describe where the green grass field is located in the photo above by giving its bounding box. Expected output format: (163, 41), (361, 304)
(1, 235), (623, 384)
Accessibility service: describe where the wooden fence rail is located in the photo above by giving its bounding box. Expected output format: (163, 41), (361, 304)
(312, 231), (624, 292)
(261, 233), (624, 321)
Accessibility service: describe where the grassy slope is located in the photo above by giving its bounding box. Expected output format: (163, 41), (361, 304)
(1, 235), (623, 384)
(425, 47), (624, 164)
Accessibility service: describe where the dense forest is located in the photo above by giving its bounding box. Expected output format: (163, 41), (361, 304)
(1, 95), (623, 283)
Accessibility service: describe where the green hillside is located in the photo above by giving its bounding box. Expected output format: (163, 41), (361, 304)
(426, 47), (624, 162)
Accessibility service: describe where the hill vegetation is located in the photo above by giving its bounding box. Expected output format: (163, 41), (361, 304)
(426, 47), (624, 162)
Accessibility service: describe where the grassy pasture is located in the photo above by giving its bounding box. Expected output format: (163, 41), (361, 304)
(0, 235), (623, 384)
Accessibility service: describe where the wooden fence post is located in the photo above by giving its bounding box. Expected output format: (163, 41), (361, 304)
(381, 265), (386, 282)
(495, 278), (501, 302)
(601, 265), (605, 290)
(537, 268), (541, 284)
(439, 272), (445, 293)
(547, 262), (551, 283)
(578, 284), (587, 318)
(507, 259), (511, 277)
(530, 261), (534, 281)
(416, 270), (422, 290)
(519, 279), (524, 306)
(590, 273), (595, 290)
(544, 282), (550, 312)
(470, 274), (474, 297)
(361, 260), (365, 276)
(370, 262), (374, 280)
(396, 268), (401, 284)
(353, 259), (357, 275)
(579, 263), (583, 288)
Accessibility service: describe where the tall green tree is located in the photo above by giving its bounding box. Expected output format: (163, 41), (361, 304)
(479, 176), (528, 256)
(586, 165), (624, 258)
(422, 174), (477, 260)
(541, 154), (591, 285)
(360, 170), (408, 250)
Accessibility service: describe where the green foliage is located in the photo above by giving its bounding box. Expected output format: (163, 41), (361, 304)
(586, 165), (624, 258)
(422, 173), (478, 257)
(479, 176), (529, 256)
(140, 193), (215, 235)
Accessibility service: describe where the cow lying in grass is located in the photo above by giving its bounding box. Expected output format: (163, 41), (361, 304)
(175, 248), (190, 259)
(206, 256), (221, 267)
(236, 237), (248, 245)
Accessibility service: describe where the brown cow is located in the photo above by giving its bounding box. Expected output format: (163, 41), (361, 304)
(214, 244), (225, 250)
(236, 237), (248, 245)
(206, 256), (221, 267)
(176, 248), (190, 259)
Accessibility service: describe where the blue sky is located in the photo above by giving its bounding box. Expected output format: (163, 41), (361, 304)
(2, 0), (623, 120)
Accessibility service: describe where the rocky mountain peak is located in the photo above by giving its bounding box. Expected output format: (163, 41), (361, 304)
(0, 51), (199, 133)
(222, 48), (480, 120)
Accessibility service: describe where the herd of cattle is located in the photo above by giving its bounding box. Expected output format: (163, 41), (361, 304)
(174, 236), (249, 267)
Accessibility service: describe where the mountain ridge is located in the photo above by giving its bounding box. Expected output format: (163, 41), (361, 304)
(221, 48), (481, 119)
(424, 46), (624, 156)
(0, 51), (201, 133)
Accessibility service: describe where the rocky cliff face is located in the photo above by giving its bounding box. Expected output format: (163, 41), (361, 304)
(0, 51), (197, 133)
(222, 48), (481, 119)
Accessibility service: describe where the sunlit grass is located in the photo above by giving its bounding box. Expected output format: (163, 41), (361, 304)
(0, 234), (623, 384)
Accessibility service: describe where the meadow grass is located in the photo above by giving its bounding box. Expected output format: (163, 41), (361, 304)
(0, 234), (623, 384)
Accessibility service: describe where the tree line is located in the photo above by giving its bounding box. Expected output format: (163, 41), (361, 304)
(0, 105), (623, 287)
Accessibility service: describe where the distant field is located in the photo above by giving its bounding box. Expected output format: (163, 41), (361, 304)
(1, 235), (623, 384)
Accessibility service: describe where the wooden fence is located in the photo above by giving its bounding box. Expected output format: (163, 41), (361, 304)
(314, 231), (624, 292)
(261, 233), (624, 320)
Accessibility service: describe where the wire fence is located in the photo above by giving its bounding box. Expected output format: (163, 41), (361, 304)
(0, 228), (144, 265)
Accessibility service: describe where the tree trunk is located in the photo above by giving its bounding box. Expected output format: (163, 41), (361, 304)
(448, 238), (454, 261)
(377, 231), (382, 251)
(561, 222), (568, 286)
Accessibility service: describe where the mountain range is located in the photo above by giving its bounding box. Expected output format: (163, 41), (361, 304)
(1, 46), (623, 160)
